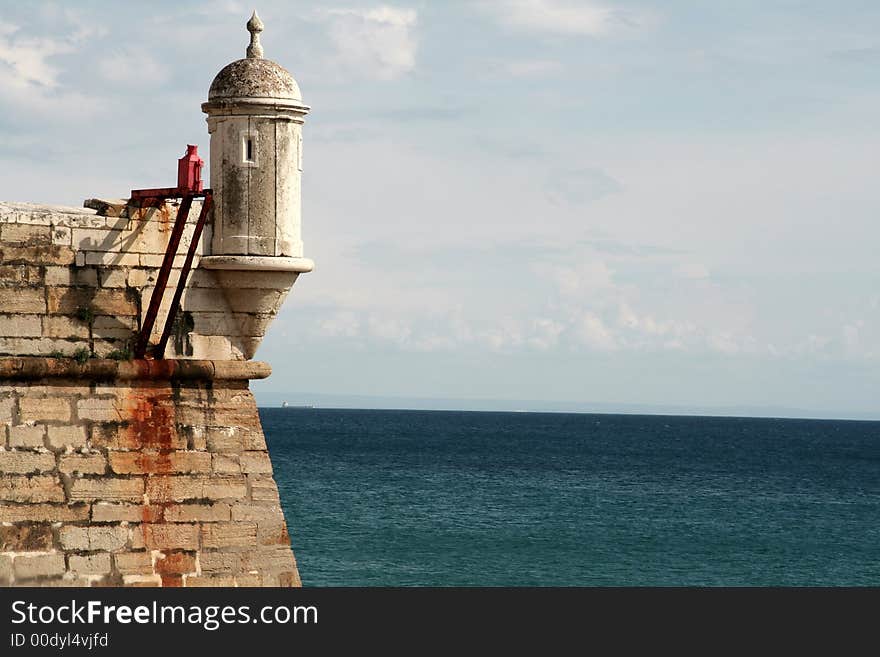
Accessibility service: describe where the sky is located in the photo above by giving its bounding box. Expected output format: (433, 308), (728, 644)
(1, 1), (879, 418)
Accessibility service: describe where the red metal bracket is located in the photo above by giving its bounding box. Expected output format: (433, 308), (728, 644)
(133, 194), (194, 359)
(154, 192), (213, 359)
(131, 145), (204, 202)
(130, 145), (211, 360)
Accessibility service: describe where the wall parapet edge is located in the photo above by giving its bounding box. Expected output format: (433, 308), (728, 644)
(0, 357), (271, 382)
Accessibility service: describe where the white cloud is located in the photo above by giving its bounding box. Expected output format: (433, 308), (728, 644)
(0, 21), (73, 88)
(576, 312), (617, 350)
(319, 6), (418, 80)
(483, 0), (640, 37)
(533, 260), (615, 296)
(98, 48), (168, 86)
(317, 311), (361, 338)
(0, 17), (103, 120)
(528, 318), (565, 350)
(482, 318), (526, 352)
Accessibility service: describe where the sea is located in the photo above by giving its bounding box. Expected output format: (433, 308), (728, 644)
(260, 408), (880, 586)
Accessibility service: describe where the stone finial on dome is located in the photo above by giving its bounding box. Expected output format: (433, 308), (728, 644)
(246, 10), (264, 59)
(205, 10), (308, 107)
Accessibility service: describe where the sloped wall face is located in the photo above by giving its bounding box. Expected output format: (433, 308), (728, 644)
(0, 368), (300, 587)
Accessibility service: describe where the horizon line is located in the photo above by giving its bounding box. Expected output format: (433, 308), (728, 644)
(252, 399), (880, 423)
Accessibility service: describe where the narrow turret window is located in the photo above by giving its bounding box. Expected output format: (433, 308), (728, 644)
(240, 131), (258, 166)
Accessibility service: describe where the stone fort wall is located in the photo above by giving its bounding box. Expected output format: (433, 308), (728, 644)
(0, 201), (299, 362)
(0, 202), (303, 587)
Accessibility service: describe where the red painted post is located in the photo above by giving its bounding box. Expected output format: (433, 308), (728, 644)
(134, 194), (194, 359)
(154, 191), (213, 359)
(177, 145), (204, 193)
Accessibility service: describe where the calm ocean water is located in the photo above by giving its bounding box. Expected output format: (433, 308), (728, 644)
(260, 408), (880, 586)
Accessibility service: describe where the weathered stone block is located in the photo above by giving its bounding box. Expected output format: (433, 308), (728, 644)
(133, 524), (199, 550)
(231, 573), (261, 586)
(43, 266), (71, 286)
(0, 503), (89, 523)
(42, 316), (90, 339)
(241, 546), (296, 572)
(0, 263), (29, 286)
(0, 450), (56, 474)
(139, 254), (187, 268)
(14, 553), (66, 580)
(0, 314), (42, 337)
(278, 570), (302, 587)
(92, 316), (136, 340)
(9, 424), (46, 448)
(191, 312), (274, 337)
(92, 503), (160, 523)
(59, 453), (107, 475)
(0, 337), (81, 357)
(93, 315), (137, 331)
(20, 397), (72, 422)
(199, 550), (242, 574)
(121, 574), (162, 587)
(248, 475), (281, 503)
(155, 551), (197, 575)
(47, 287), (137, 316)
(60, 525), (128, 552)
(2, 223), (52, 244)
(163, 503), (230, 523)
(201, 522), (257, 549)
(76, 397), (123, 422)
(97, 268), (128, 288)
(231, 504), (284, 523)
(187, 334), (234, 360)
(46, 425), (88, 449)
(0, 555), (12, 585)
(109, 451), (211, 475)
(69, 477), (144, 503)
(0, 244), (75, 266)
(83, 251), (140, 267)
(258, 523), (291, 546)
(0, 475), (65, 503)
(146, 475), (246, 502)
(205, 426), (243, 452)
(44, 265), (98, 287)
(240, 451), (272, 474)
(74, 225), (169, 256)
(69, 553), (112, 576)
(0, 288), (46, 315)
(50, 225), (71, 246)
(184, 287), (281, 315)
(57, 526), (88, 551)
(114, 551), (153, 575)
(0, 396), (13, 423)
(212, 454), (241, 473)
(126, 269), (149, 288)
(0, 524), (54, 551)
(203, 476), (249, 501)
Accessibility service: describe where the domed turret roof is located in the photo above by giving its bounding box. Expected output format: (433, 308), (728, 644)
(207, 11), (303, 104)
(209, 58), (301, 102)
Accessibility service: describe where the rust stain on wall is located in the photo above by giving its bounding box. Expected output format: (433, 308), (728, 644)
(121, 378), (180, 586)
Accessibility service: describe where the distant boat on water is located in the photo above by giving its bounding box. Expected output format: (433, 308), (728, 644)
(281, 401), (315, 409)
